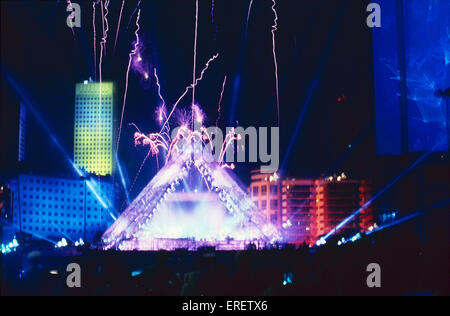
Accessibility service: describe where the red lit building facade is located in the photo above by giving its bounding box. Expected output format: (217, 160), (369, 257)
(250, 171), (375, 246)
(249, 170), (282, 228)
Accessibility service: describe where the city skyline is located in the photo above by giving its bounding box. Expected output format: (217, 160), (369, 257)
(0, 0), (448, 297)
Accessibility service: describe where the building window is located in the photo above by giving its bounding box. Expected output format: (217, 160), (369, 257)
(261, 200), (267, 210)
(270, 185), (278, 194)
(270, 199), (278, 209)
(261, 185), (267, 195)
(253, 186), (259, 196)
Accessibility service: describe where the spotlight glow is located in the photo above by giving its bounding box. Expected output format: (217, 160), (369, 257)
(102, 108), (282, 251)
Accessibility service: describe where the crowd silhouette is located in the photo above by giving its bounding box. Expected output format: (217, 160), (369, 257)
(1, 210), (448, 296)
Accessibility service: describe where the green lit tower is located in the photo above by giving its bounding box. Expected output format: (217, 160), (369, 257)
(74, 81), (114, 176)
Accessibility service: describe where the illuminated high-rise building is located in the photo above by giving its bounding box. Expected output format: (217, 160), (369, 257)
(74, 81), (114, 176)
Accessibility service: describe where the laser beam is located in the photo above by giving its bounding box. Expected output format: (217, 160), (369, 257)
(322, 149), (438, 241)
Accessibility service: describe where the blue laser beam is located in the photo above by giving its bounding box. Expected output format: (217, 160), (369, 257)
(323, 149), (438, 241)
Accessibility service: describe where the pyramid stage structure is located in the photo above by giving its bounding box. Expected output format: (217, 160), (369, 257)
(102, 135), (282, 251)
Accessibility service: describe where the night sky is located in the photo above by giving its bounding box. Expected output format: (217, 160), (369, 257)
(1, 0), (382, 200)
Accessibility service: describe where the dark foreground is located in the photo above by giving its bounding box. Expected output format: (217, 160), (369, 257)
(1, 209), (448, 296)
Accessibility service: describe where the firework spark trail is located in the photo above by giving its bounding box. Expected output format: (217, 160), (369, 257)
(162, 127), (207, 164)
(154, 68), (166, 109)
(128, 122), (143, 134)
(100, 0), (106, 55)
(98, 0), (110, 84)
(211, 0), (215, 24)
(117, 9), (142, 153)
(128, 124), (171, 196)
(201, 126), (215, 151)
(67, 0), (75, 38)
(195, 54), (219, 87)
(161, 55), (218, 133)
(134, 132), (169, 154)
(246, 0), (254, 32)
(216, 76), (227, 127)
(221, 163), (235, 170)
(160, 54), (219, 134)
(192, 0), (199, 128)
(164, 124), (238, 168)
(114, 0), (125, 54)
(130, 111), (242, 195)
(158, 108), (171, 141)
(128, 148), (152, 196)
(98, 0), (110, 174)
(93, 1), (97, 79)
(126, 0), (142, 31)
(218, 128), (241, 163)
(130, 1), (216, 195)
(271, 0), (280, 126)
(154, 68), (171, 140)
(128, 127), (191, 196)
